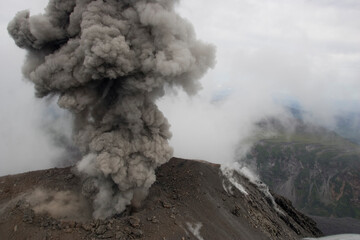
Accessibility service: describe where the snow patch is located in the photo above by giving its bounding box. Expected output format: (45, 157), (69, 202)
(186, 222), (204, 240)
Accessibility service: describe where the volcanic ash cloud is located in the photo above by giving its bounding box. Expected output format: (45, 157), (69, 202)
(8, 0), (215, 218)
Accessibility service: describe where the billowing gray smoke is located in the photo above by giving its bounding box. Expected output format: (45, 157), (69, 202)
(8, 0), (215, 218)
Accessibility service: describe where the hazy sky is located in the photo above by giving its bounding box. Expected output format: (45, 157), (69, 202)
(1, 0), (360, 175)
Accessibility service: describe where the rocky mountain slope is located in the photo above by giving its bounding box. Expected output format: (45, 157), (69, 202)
(244, 122), (360, 221)
(335, 112), (360, 145)
(0, 158), (321, 240)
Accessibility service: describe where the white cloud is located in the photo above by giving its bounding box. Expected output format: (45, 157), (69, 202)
(0, 0), (69, 176)
(161, 0), (360, 161)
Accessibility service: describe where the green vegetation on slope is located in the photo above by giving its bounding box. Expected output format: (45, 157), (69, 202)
(245, 126), (360, 219)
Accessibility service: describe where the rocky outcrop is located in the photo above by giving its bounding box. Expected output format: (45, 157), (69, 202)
(0, 158), (321, 239)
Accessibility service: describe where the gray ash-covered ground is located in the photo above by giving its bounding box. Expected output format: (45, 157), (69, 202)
(0, 158), (322, 240)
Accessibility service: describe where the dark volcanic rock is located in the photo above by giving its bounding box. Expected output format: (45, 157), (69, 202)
(0, 158), (322, 240)
(128, 216), (141, 228)
(274, 194), (322, 237)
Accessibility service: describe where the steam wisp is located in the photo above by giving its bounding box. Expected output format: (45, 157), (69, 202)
(8, 0), (215, 218)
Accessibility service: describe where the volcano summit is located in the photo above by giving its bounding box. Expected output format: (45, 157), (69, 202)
(8, 0), (215, 218)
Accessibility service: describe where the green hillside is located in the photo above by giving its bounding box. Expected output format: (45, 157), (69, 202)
(244, 123), (360, 219)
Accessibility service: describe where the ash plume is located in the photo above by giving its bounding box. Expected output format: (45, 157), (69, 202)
(8, 0), (215, 218)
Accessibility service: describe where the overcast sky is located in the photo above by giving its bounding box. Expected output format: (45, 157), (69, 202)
(1, 0), (360, 175)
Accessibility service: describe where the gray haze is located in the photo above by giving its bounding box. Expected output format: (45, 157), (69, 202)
(8, 0), (215, 218)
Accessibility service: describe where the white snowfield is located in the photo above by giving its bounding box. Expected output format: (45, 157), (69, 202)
(304, 234), (360, 240)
